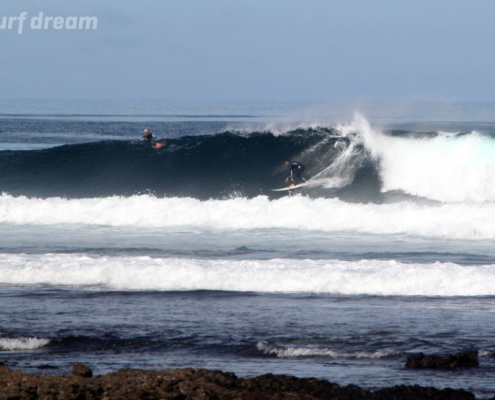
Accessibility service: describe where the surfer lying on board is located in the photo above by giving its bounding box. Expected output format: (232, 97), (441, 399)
(285, 159), (307, 187)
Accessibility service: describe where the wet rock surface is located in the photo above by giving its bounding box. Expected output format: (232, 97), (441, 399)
(0, 363), (482, 400)
(406, 351), (479, 369)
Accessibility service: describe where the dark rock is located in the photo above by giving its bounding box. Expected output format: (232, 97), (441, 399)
(0, 365), (479, 400)
(0, 364), (11, 375)
(375, 385), (475, 400)
(36, 364), (58, 370)
(72, 363), (93, 377)
(406, 351), (479, 369)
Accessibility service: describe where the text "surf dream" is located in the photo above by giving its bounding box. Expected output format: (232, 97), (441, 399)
(1, 12), (98, 34)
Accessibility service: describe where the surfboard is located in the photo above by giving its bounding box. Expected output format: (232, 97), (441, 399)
(271, 182), (307, 191)
(154, 141), (167, 148)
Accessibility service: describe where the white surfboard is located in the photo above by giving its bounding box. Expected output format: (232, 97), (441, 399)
(271, 182), (307, 191)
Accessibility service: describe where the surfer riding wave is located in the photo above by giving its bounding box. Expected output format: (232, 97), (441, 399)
(285, 159), (307, 187)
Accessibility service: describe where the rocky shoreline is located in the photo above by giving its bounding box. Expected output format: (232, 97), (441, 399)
(0, 362), (489, 400)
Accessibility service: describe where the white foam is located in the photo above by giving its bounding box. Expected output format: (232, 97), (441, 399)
(310, 136), (363, 188)
(230, 121), (331, 137)
(1, 253), (495, 296)
(256, 341), (397, 359)
(1, 193), (495, 240)
(350, 114), (495, 202)
(0, 337), (50, 351)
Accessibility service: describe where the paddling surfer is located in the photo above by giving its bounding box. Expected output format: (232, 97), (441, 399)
(142, 128), (155, 141)
(142, 128), (167, 148)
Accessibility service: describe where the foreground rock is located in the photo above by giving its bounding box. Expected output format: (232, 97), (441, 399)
(406, 351), (479, 369)
(0, 363), (478, 400)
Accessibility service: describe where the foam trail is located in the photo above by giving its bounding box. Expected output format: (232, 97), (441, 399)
(1, 254), (495, 296)
(310, 137), (363, 188)
(351, 114), (495, 202)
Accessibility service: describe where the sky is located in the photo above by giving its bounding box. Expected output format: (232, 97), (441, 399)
(1, 0), (495, 101)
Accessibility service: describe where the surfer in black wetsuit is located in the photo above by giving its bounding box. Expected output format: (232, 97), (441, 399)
(285, 159), (307, 187)
(142, 128), (167, 148)
(142, 128), (155, 141)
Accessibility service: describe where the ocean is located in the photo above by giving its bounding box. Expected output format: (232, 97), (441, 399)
(1, 99), (495, 398)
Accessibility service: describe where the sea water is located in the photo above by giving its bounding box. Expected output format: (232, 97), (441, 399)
(1, 99), (495, 398)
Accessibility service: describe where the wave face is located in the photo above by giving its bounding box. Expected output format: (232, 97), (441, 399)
(1, 115), (495, 202)
(0, 128), (355, 200)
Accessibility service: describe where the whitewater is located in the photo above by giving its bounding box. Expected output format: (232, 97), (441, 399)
(2, 253), (495, 296)
(0, 193), (494, 239)
(351, 115), (495, 202)
(1, 100), (495, 398)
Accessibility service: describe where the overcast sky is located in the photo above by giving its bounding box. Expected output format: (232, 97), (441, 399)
(1, 1), (495, 101)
